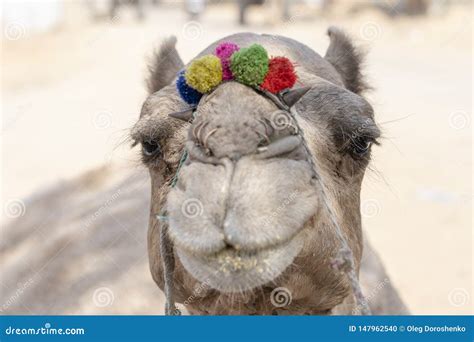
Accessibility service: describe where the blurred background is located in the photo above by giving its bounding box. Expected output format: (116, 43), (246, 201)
(1, 0), (472, 315)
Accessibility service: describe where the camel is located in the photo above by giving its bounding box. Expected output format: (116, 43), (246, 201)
(131, 28), (409, 315)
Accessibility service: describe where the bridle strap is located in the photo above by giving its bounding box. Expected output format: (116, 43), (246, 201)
(287, 105), (371, 315)
(159, 221), (180, 315)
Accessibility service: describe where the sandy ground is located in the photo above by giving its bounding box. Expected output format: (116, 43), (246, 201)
(1, 2), (472, 314)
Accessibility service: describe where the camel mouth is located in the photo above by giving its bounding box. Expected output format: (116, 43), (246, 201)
(176, 228), (306, 293)
(166, 156), (319, 292)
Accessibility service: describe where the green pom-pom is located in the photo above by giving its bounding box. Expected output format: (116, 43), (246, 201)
(185, 55), (223, 93)
(230, 44), (269, 87)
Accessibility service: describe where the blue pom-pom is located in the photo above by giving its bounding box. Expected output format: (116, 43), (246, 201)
(176, 71), (202, 105)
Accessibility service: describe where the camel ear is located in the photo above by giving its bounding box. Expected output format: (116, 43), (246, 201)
(168, 108), (194, 122)
(282, 87), (311, 107)
(324, 26), (369, 94)
(146, 36), (184, 94)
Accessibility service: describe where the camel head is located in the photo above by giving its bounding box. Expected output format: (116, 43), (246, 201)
(132, 30), (380, 314)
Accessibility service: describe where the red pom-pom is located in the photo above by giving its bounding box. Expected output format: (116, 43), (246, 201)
(260, 57), (297, 93)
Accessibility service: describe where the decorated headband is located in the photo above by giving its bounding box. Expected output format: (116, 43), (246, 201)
(176, 42), (298, 105)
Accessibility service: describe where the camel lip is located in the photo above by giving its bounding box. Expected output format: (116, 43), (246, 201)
(175, 227), (308, 293)
(204, 228), (304, 264)
(175, 222), (307, 260)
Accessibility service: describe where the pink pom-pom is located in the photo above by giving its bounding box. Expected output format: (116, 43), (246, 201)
(215, 42), (240, 80)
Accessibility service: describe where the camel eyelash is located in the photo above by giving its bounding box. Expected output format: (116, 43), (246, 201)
(131, 134), (163, 165)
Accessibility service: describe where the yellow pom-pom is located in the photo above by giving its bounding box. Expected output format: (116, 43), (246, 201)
(185, 55), (223, 93)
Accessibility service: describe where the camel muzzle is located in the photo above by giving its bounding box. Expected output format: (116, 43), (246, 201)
(164, 151), (319, 291)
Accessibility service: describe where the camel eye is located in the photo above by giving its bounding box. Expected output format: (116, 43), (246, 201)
(142, 140), (161, 157)
(351, 137), (372, 157)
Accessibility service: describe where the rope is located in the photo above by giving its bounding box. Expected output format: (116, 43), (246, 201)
(171, 150), (189, 188)
(159, 222), (180, 315)
(288, 105), (371, 315)
(158, 144), (190, 315)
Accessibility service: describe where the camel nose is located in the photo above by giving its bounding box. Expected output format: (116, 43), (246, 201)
(222, 222), (240, 250)
(229, 152), (241, 162)
(189, 115), (267, 161)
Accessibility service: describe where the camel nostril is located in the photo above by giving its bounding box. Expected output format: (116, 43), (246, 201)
(224, 234), (242, 250)
(228, 152), (241, 162)
(204, 147), (213, 157)
(224, 232), (234, 243)
(224, 233), (232, 243)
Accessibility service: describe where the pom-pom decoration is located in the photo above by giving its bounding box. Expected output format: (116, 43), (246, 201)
(175, 42), (298, 105)
(176, 70), (202, 105)
(230, 44), (269, 87)
(215, 42), (240, 80)
(185, 55), (223, 93)
(260, 57), (297, 94)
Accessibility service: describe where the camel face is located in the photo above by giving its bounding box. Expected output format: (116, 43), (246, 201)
(162, 78), (379, 294)
(166, 83), (320, 292)
(134, 31), (382, 313)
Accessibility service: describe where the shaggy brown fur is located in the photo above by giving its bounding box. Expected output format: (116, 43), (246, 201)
(146, 36), (184, 94)
(324, 26), (370, 95)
